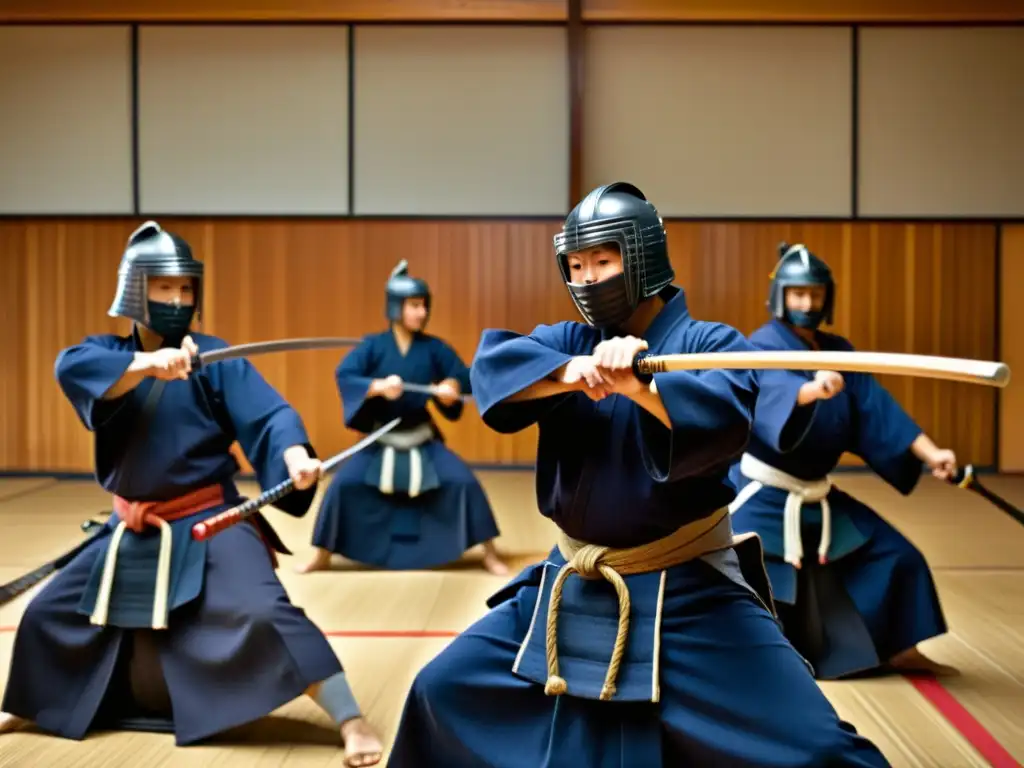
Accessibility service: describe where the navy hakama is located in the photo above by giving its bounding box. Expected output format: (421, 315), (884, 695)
(311, 331), (500, 570)
(728, 320), (948, 679)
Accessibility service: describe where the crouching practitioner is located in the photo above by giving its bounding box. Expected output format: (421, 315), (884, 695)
(728, 242), (956, 680)
(299, 260), (506, 575)
(0, 222), (383, 767)
(387, 183), (891, 767)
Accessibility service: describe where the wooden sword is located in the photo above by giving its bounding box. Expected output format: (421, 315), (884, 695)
(631, 350), (1009, 388)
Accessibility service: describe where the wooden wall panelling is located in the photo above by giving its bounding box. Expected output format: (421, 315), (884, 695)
(0, 221), (130, 471)
(999, 225), (1024, 472)
(0, 0), (568, 23)
(0, 219), (998, 475)
(581, 0), (1024, 23)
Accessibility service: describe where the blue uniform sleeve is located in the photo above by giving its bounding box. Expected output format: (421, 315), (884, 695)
(640, 323), (763, 483)
(430, 338), (472, 422)
(750, 369), (818, 453)
(54, 335), (138, 431)
(334, 338), (382, 434)
(204, 352), (318, 517)
(848, 371), (923, 495)
(469, 322), (587, 434)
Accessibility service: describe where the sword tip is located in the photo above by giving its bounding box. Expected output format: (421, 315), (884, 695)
(993, 363), (1011, 387)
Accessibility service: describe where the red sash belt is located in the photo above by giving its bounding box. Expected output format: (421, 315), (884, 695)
(113, 484), (225, 533)
(111, 483), (279, 568)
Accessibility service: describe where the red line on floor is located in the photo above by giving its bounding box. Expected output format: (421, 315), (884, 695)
(905, 674), (1022, 767)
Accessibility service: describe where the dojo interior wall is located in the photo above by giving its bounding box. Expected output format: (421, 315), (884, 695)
(0, 1), (1021, 474)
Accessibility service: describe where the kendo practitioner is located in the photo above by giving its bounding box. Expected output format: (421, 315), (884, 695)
(299, 260), (507, 575)
(727, 242), (956, 680)
(387, 183), (891, 767)
(0, 222), (384, 767)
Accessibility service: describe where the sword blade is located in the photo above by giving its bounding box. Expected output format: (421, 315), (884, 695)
(191, 336), (363, 370)
(401, 382), (472, 400)
(322, 418), (404, 474)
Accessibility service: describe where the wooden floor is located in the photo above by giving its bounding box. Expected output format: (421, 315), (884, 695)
(1, 471), (1023, 767)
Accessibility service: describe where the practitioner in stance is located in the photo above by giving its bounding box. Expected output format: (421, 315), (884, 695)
(727, 242), (955, 680)
(0, 222), (383, 767)
(299, 261), (506, 575)
(387, 183), (891, 767)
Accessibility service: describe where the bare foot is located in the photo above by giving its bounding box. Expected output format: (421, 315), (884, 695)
(890, 646), (959, 677)
(294, 548), (332, 574)
(0, 712), (28, 735)
(340, 717), (383, 767)
(481, 542), (509, 576)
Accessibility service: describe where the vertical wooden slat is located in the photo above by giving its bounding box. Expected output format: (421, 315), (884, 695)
(998, 225), (1024, 472)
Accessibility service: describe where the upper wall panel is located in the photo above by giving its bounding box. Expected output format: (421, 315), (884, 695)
(0, 25), (133, 214)
(582, 26), (853, 217)
(137, 25), (350, 215)
(352, 25), (569, 216)
(858, 26), (1024, 218)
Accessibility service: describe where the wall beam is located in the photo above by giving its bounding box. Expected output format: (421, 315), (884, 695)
(0, 0), (568, 23)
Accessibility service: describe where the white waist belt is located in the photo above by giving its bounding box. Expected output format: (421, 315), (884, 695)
(728, 453), (832, 568)
(376, 422), (434, 498)
(377, 423), (434, 449)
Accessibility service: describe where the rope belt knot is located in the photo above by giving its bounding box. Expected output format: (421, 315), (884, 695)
(544, 507), (733, 702)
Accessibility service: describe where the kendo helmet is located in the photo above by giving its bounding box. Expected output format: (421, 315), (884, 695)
(385, 260), (431, 323)
(553, 182), (674, 328)
(108, 221), (203, 327)
(767, 242), (835, 327)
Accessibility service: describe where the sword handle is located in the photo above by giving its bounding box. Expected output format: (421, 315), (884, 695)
(632, 352), (656, 384)
(190, 353), (203, 372)
(81, 515), (108, 533)
(948, 464), (974, 489)
(191, 477), (296, 541)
